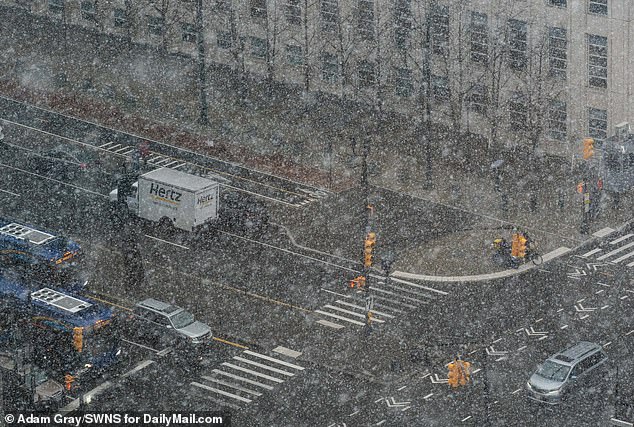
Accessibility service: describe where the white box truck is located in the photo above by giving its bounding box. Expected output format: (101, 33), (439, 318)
(110, 168), (219, 232)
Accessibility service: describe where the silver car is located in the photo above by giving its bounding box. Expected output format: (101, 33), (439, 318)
(526, 341), (608, 404)
(132, 298), (212, 345)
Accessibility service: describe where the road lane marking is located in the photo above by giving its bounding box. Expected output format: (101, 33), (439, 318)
(272, 346), (302, 358)
(334, 300), (395, 318)
(144, 234), (190, 249)
(211, 370), (274, 390)
(597, 241), (634, 260)
(314, 310), (365, 326)
(593, 227), (615, 237)
(232, 356), (295, 377)
(560, 325), (569, 329)
(581, 248), (602, 257)
(244, 350), (304, 370)
(323, 304), (386, 323)
(317, 319), (344, 329)
(0, 188), (19, 196)
(222, 362), (284, 383)
(461, 416), (472, 422)
(200, 377), (262, 396)
(610, 234), (634, 244)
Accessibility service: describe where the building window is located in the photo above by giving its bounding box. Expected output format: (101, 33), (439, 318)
(113, 8), (127, 28)
(468, 84), (488, 114)
(431, 75), (450, 101)
(395, 67), (412, 97)
(508, 19), (527, 71)
(182, 23), (196, 43)
(286, 0), (301, 25)
(251, 37), (267, 59)
(589, 107), (607, 142)
(589, 0), (608, 15)
(548, 100), (567, 141)
(548, 0), (566, 7)
(588, 34), (607, 88)
(80, 1), (96, 21)
(394, 0), (412, 50)
(509, 92), (528, 131)
(430, 5), (449, 56)
(321, 52), (339, 83)
(215, 0), (231, 13)
(286, 45), (303, 66)
(358, 60), (376, 88)
(251, 0), (267, 18)
(48, 0), (64, 14)
(147, 15), (164, 36)
(470, 12), (488, 64)
(549, 27), (567, 79)
(357, 0), (375, 41)
(217, 31), (232, 49)
(321, 0), (339, 33)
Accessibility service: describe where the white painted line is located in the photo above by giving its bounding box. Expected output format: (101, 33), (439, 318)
(538, 335), (549, 340)
(191, 382), (252, 403)
(581, 248), (602, 258)
(398, 386), (407, 391)
(461, 416), (472, 422)
(349, 410), (360, 416)
(627, 260), (634, 267)
(596, 289), (605, 294)
(468, 349), (479, 355)
(472, 369), (481, 374)
(222, 362), (284, 383)
(611, 234), (634, 244)
(233, 356), (294, 377)
(603, 341), (612, 348)
(601, 305), (610, 310)
(492, 338), (503, 344)
(154, 158), (173, 165)
(316, 319), (345, 329)
(597, 241), (634, 260)
(372, 295), (416, 309)
(495, 356), (507, 362)
(621, 295), (629, 300)
(369, 286), (424, 305)
(374, 397), (383, 403)
(156, 347), (173, 357)
(201, 376), (262, 396)
(315, 310), (365, 326)
(98, 141), (117, 149)
(321, 288), (351, 299)
(516, 328), (524, 333)
(401, 406), (411, 412)
(626, 330), (634, 336)
(323, 305), (386, 323)
(627, 290), (634, 294)
(598, 282), (610, 287)
(272, 346), (302, 358)
(211, 370), (274, 390)
(375, 420), (386, 426)
(386, 277), (448, 296)
(593, 227), (615, 238)
(560, 325), (569, 329)
(122, 360), (154, 378)
(163, 160), (179, 168)
(557, 308), (564, 313)
(535, 318), (543, 323)
(612, 251), (634, 263)
(172, 162), (187, 169)
(244, 350), (305, 370)
(144, 234), (189, 249)
(0, 188), (20, 196)
(511, 388), (522, 394)
(493, 401), (499, 405)
(335, 300), (395, 318)
(113, 146), (132, 153)
(120, 147), (136, 155)
(517, 345), (527, 351)
(577, 298), (586, 303)
(423, 393), (434, 400)
(82, 380), (113, 403)
(580, 314), (590, 320)
(106, 143), (122, 151)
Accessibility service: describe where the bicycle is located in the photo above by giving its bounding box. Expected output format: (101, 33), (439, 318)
(525, 243), (543, 266)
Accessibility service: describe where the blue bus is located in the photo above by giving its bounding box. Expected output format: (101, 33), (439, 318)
(0, 218), (82, 273)
(0, 274), (121, 378)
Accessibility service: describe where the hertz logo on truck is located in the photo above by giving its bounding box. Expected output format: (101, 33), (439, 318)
(149, 183), (182, 203)
(197, 193), (214, 206)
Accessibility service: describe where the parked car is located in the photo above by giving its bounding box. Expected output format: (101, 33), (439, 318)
(129, 298), (212, 348)
(29, 145), (101, 180)
(526, 341), (608, 404)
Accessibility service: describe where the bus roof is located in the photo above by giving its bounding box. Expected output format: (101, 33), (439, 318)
(0, 222), (56, 245)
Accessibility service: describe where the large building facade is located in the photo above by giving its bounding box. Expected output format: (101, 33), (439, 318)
(2, 0), (631, 158)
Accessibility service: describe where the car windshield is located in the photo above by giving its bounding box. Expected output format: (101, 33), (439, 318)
(170, 310), (195, 329)
(536, 360), (570, 382)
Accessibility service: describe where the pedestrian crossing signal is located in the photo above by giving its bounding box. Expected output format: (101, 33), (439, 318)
(583, 138), (595, 160)
(364, 232), (376, 268)
(73, 327), (83, 352)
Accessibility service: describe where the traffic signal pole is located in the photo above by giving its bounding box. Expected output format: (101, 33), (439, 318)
(360, 139), (375, 327)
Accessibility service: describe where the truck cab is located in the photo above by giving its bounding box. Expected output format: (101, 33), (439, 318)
(109, 181), (139, 214)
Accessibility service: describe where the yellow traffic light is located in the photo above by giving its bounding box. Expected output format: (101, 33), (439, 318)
(511, 233), (520, 257)
(73, 327), (83, 352)
(517, 235), (527, 258)
(65, 374), (74, 391)
(364, 232), (376, 268)
(448, 361), (461, 388)
(583, 138), (595, 160)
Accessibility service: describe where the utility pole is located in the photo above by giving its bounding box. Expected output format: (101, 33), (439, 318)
(195, 0), (209, 125)
(361, 139), (376, 328)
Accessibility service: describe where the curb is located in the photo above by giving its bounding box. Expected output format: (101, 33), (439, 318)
(393, 225), (630, 283)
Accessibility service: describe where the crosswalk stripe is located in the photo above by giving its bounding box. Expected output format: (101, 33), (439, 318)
(222, 363), (284, 383)
(211, 370), (274, 390)
(581, 248), (602, 258)
(373, 301), (405, 313)
(334, 300), (395, 318)
(370, 287), (424, 304)
(317, 319), (345, 329)
(233, 356), (295, 377)
(597, 241), (634, 260)
(191, 381), (252, 403)
(627, 260), (634, 267)
(198, 394), (242, 411)
(163, 160), (179, 168)
(119, 148), (135, 155)
(200, 376), (262, 396)
(113, 146), (131, 153)
(98, 141), (117, 149)
(323, 305), (385, 323)
(154, 158), (173, 165)
(610, 234), (634, 245)
(314, 310), (365, 326)
(612, 251), (634, 263)
(105, 144), (121, 151)
(387, 276), (448, 296)
(380, 282), (434, 299)
(243, 351), (305, 370)
(372, 296), (417, 309)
